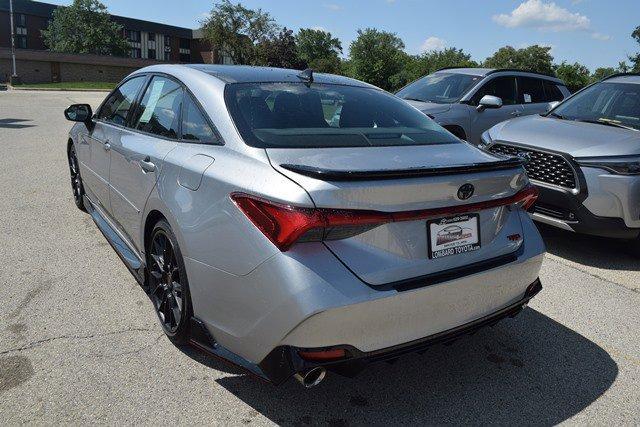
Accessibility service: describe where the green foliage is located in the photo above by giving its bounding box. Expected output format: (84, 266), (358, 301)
(555, 61), (591, 92)
(295, 28), (343, 73)
(630, 26), (640, 72)
(201, 0), (278, 65)
(590, 67), (617, 83)
(41, 0), (129, 56)
(484, 45), (555, 76)
(347, 28), (406, 91)
(256, 28), (305, 69)
(390, 48), (479, 90)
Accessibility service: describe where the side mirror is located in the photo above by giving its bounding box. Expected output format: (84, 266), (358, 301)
(477, 95), (503, 111)
(64, 104), (93, 123)
(546, 101), (560, 112)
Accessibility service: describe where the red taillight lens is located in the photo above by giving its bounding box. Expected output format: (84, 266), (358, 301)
(515, 185), (539, 211)
(231, 184), (538, 251)
(231, 194), (390, 251)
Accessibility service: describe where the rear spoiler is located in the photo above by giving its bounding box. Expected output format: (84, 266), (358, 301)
(280, 157), (525, 181)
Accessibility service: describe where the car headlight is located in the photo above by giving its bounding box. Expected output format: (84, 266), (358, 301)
(575, 156), (640, 175)
(479, 131), (493, 149)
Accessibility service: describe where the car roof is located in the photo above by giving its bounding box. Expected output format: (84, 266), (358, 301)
(183, 64), (377, 88)
(434, 67), (564, 83)
(602, 73), (640, 84)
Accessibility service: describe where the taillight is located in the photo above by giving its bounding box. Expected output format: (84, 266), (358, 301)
(230, 194), (389, 251)
(514, 185), (539, 211)
(231, 184), (539, 251)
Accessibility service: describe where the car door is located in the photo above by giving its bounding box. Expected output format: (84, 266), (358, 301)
(518, 76), (550, 116)
(83, 76), (147, 211)
(467, 76), (523, 144)
(108, 75), (182, 248)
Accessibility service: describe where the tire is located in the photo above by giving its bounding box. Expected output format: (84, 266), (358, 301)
(146, 219), (192, 345)
(68, 145), (86, 211)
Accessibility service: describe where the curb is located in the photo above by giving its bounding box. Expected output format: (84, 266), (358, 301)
(7, 85), (112, 92)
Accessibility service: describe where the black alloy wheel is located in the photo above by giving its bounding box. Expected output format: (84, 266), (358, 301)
(147, 221), (191, 343)
(68, 145), (86, 211)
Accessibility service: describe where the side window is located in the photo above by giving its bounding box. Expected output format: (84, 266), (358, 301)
(519, 77), (546, 103)
(543, 80), (565, 102)
(97, 76), (145, 126)
(472, 76), (517, 105)
(132, 76), (183, 139)
(181, 94), (218, 143)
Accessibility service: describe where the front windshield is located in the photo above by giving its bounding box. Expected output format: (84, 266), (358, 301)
(225, 82), (460, 148)
(396, 73), (480, 104)
(552, 81), (640, 130)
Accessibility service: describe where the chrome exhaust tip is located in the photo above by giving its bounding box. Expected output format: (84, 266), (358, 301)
(294, 367), (326, 388)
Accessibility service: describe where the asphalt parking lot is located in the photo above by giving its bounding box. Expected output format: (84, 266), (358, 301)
(0, 90), (638, 425)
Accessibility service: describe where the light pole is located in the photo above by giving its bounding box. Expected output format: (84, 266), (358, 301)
(9, 0), (20, 85)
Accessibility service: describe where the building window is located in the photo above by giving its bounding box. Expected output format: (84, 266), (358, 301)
(148, 32), (155, 42)
(16, 13), (26, 27)
(148, 49), (156, 60)
(179, 38), (190, 50)
(164, 51), (171, 61)
(179, 53), (191, 63)
(16, 35), (27, 49)
(164, 35), (171, 45)
(126, 30), (140, 42)
(130, 48), (141, 59)
(16, 27), (27, 36)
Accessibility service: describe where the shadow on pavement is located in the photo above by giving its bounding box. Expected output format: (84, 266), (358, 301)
(207, 309), (616, 425)
(0, 118), (34, 129)
(538, 223), (639, 271)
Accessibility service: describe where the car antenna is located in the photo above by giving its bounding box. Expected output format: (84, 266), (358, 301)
(297, 68), (314, 86)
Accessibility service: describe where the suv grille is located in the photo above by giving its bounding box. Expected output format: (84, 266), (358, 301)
(489, 143), (577, 189)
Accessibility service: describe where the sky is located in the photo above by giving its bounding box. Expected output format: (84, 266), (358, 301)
(43, 0), (640, 71)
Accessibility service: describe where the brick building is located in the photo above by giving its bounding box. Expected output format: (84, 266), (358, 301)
(0, 0), (231, 83)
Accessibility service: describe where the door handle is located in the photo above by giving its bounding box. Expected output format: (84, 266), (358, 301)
(104, 141), (111, 151)
(140, 157), (156, 173)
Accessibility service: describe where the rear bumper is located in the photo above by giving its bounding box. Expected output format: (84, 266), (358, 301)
(259, 279), (542, 384)
(186, 210), (544, 382)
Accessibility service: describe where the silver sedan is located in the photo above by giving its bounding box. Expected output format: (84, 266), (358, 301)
(64, 64), (544, 387)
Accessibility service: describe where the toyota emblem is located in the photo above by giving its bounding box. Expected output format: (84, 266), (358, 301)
(457, 183), (474, 200)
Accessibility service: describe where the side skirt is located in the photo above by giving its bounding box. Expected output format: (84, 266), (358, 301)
(83, 195), (146, 286)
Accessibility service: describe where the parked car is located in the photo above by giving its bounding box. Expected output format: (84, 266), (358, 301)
(64, 64), (544, 387)
(396, 68), (570, 145)
(481, 73), (640, 246)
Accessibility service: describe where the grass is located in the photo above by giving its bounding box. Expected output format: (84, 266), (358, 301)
(14, 81), (116, 90)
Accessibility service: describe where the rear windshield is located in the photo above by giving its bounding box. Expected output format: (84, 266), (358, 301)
(396, 73), (480, 104)
(224, 82), (460, 148)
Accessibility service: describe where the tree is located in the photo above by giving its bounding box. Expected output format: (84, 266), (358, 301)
(201, 0), (278, 65)
(42, 0), (129, 56)
(555, 61), (591, 92)
(295, 28), (343, 73)
(484, 45), (555, 76)
(256, 28), (305, 69)
(347, 28), (406, 91)
(630, 26), (640, 72)
(591, 67), (616, 83)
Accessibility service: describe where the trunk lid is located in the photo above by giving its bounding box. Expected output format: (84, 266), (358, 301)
(267, 144), (528, 286)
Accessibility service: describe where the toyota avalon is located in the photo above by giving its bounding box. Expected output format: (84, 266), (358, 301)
(64, 64), (544, 387)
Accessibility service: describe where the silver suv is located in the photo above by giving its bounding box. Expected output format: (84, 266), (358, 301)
(397, 68), (570, 145)
(481, 74), (640, 244)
